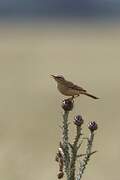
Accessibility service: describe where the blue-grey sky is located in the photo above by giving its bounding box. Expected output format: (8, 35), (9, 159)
(0, 0), (120, 17)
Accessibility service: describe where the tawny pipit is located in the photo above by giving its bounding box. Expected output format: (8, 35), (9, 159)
(51, 75), (98, 99)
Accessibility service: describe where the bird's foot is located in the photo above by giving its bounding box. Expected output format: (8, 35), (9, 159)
(73, 95), (80, 99)
(65, 96), (74, 102)
(64, 95), (79, 102)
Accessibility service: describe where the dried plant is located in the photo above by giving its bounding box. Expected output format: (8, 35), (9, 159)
(55, 98), (98, 180)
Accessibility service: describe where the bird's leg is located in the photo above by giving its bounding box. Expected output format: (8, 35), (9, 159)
(74, 94), (80, 99)
(68, 97), (73, 101)
(68, 95), (79, 100)
(65, 96), (74, 101)
(71, 96), (75, 100)
(65, 95), (79, 101)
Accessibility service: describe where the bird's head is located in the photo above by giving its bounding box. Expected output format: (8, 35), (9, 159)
(51, 75), (65, 83)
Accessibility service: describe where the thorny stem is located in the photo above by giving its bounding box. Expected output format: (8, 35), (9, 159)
(77, 131), (94, 180)
(56, 99), (98, 180)
(70, 126), (82, 180)
(62, 110), (70, 179)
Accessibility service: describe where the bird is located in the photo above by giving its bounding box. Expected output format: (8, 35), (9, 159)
(51, 75), (99, 99)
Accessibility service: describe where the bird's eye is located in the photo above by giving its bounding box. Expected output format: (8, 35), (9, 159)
(57, 76), (63, 79)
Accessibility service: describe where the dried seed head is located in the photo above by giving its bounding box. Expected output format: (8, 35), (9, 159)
(74, 115), (84, 126)
(55, 153), (59, 162)
(57, 171), (64, 179)
(88, 121), (98, 132)
(58, 148), (64, 158)
(62, 99), (73, 111)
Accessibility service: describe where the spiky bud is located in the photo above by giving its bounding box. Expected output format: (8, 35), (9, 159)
(62, 99), (73, 111)
(74, 115), (84, 126)
(88, 121), (98, 132)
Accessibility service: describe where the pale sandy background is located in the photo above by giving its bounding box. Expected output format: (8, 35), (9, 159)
(0, 19), (120, 180)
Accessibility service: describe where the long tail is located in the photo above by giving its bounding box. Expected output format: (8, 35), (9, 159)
(83, 92), (99, 99)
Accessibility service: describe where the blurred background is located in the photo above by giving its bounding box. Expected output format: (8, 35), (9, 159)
(0, 1), (120, 180)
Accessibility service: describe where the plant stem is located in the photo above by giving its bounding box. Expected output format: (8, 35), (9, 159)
(70, 126), (82, 180)
(62, 110), (70, 179)
(77, 131), (94, 180)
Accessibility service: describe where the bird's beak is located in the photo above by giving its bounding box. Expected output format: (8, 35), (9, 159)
(51, 75), (56, 79)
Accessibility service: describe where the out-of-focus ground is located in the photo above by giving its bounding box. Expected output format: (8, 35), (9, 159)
(0, 19), (120, 180)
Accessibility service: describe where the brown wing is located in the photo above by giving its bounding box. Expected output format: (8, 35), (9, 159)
(66, 80), (86, 92)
